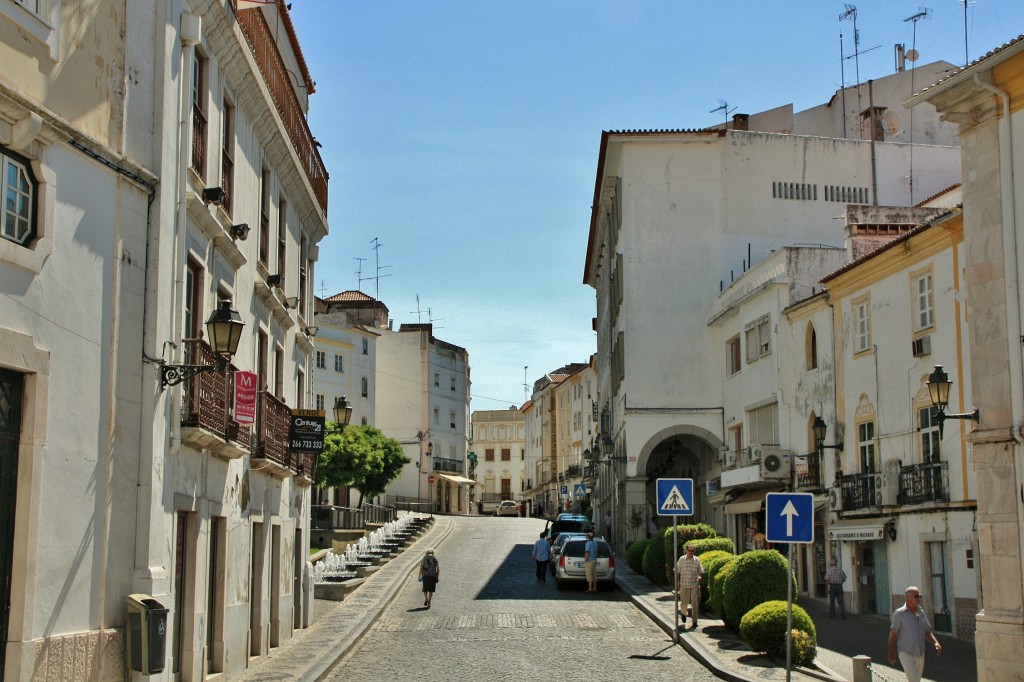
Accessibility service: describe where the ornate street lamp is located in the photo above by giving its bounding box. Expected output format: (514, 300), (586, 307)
(332, 395), (353, 429)
(926, 365), (979, 437)
(160, 301), (245, 389)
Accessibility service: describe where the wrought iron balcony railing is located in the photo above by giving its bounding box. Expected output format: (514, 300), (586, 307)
(232, 1), (329, 213)
(794, 453), (823, 489)
(432, 458), (464, 474)
(899, 461), (949, 505)
(180, 339), (250, 450)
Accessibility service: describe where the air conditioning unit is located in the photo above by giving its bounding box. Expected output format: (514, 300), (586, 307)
(760, 447), (791, 479)
(827, 486), (844, 512)
(876, 473), (900, 506)
(718, 446), (734, 468)
(911, 335), (931, 358)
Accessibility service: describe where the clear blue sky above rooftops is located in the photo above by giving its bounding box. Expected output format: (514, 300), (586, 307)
(289, 1), (1024, 409)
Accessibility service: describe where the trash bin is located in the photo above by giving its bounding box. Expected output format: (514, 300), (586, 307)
(126, 594), (168, 674)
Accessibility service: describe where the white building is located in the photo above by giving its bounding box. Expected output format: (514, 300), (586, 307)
(1, 2), (330, 679)
(469, 408), (527, 511)
(375, 323), (473, 514)
(583, 62), (964, 555)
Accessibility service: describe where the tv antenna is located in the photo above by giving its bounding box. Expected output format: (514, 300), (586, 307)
(360, 237), (391, 301)
(903, 7), (931, 203)
(710, 99), (736, 128)
(523, 365), (529, 403)
(960, 0), (976, 66)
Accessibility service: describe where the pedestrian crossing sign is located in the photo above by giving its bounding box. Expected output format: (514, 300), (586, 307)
(573, 483), (587, 497)
(656, 478), (694, 516)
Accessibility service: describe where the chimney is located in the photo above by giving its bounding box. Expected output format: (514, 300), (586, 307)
(732, 113), (749, 131)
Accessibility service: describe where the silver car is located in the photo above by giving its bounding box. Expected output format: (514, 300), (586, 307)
(548, 532), (588, 576)
(553, 537), (615, 590)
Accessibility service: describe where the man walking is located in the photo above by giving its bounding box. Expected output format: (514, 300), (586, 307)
(603, 511), (613, 544)
(676, 544), (704, 629)
(825, 558), (847, 619)
(530, 531), (551, 582)
(888, 586), (942, 682)
(583, 531), (599, 593)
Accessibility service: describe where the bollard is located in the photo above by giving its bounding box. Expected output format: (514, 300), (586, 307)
(852, 654), (872, 682)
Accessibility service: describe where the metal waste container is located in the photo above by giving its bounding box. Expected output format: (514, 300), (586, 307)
(126, 594), (168, 674)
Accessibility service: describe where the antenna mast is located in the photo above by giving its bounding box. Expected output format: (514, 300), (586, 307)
(960, 0), (976, 66)
(904, 8), (931, 204)
(523, 366), (529, 404)
(709, 99), (737, 128)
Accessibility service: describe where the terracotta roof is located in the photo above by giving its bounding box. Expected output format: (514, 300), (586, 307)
(821, 208), (961, 283)
(914, 183), (962, 208)
(909, 33), (1024, 103)
(325, 290), (377, 302)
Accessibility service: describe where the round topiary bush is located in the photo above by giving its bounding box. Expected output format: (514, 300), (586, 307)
(626, 538), (650, 573)
(643, 527), (668, 585)
(709, 556), (739, 616)
(722, 550), (796, 629)
(739, 600), (817, 666)
(694, 549), (733, 606)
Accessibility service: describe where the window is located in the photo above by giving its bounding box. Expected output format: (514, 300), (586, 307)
(450, 410), (456, 429)
(184, 258), (203, 339)
(362, 338), (368, 355)
(731, 425), (743, 454)
(858, 421), (876, 473)
(919, 406), (941, 463)
(2, 147), (36, 247)
(259, 167), (270, 265)
(257, 330), (268, 392)
(744, 315), (771, 362)
(854, 298), (871, 353)
(450, 376), (456, 391)
(315, 351), (326, 369)
(315, 394), (324, 411)
(220, 98), (234, 214)
(433, 408), (440, 425)
(914, 272), (934, 331)
(485, 448), (495, 462)
(726, 336), (741, 376)
(434, 372), (440, 387)
(276, 196), (287, 280)
(806, 323), (818, 370)
(501, 448), (511, 461)
(361, 377), (368, 398)
(190, 53), (207, 176)
(274, 346), (284, 399)
(295, 369), (304, 408)
(299, 237), (308, 314)
(748, 403), (778, 447)
(334, 354), (343, 373)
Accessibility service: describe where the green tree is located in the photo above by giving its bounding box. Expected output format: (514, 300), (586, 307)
(316, 424), (410, 506)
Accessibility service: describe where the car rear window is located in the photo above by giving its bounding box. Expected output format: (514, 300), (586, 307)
(562, 540), (611, 559)
(550, 520), (590, 537)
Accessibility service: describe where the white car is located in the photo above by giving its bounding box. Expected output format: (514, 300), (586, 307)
(496, 500), (519, 517)
(554, 537), (616, 590)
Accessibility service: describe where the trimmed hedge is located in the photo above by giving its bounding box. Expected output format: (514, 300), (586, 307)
(739, 600), (817, 666)
(710, 557), (739, 616)
(626, 539), (650, 574)
(642, 527), (669, 585)
(722, 550), (796, 629)
(693, 549), (733, 606)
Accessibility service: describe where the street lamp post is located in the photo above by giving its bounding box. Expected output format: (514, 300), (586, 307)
(926, 365), (980, 438)
(160, 301), (245, 389)
(316, 396), (353, 506)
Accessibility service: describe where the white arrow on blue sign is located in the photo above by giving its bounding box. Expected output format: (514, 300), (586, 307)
(656, 478), (694, 516)
(765, 492), (815, 544)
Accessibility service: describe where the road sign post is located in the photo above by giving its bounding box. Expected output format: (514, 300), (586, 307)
(656, 479), (694, 644)
(765, 492), (814, 682)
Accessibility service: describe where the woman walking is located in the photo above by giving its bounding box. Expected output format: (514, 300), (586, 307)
(419, 548), (440, 608)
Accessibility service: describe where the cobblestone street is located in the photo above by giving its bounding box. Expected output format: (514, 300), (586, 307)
(324, 515), (717, 682)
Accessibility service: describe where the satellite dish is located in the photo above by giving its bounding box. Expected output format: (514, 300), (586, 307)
(906, 48), (919, 62)
(883, 110), (903, 136)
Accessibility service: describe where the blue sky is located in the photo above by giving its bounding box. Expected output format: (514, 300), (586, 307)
(288, 1), (1024, 410)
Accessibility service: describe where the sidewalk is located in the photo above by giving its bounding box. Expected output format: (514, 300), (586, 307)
(239, 517), (975, 682)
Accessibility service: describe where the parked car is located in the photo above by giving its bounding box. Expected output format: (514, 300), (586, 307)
(549, 532), (588, 576)
(554, 537), (615, 590)
(548, 516), (592, 542)
(496, 500), (519, 517)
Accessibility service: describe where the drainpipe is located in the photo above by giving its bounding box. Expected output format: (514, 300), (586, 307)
(972, 73), (1024, 616)
(868, 80), (879, 206)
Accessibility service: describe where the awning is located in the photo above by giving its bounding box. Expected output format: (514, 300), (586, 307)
(827, 518), (893, 542)
(437, 473), (482, 486)
(725, 490), (769, 515)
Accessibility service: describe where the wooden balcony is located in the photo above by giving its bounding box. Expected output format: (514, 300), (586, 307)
(232, 1), (329, 213)
(253, 390), (312, 482)
(179, 339), (250, 458)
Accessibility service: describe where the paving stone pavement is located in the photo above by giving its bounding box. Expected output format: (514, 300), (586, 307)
(239, 514), (977, 682)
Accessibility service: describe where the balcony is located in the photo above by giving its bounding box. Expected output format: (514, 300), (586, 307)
(564, 464), (581, 480)
(794, 453), (823, 490)
(232, 2), (329, 213)
(252, 390), (312, 482)
(899, 461), (949, 505)
(432, 458), (464, 475)
(179, 339), (250, 458)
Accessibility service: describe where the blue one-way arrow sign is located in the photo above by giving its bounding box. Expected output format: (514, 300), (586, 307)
(765, 492), (814, 544)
